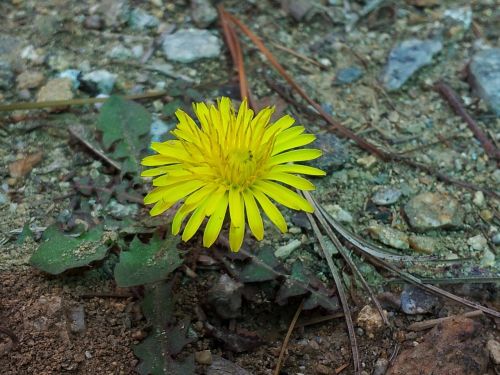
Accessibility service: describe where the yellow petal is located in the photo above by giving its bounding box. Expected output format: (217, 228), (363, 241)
(263, 115), (295, 143)
(272, 134), (316, 155)
(141, 155), (178, 166)
(253, 180), (313, 212)
(181, 198), (209, 242)
(267, 149), (322, 166)
(203, 192), (228, 247)
(144, 180), (204, 204)
(228, 186), (244, 227)
(205, 186), (228, 216)
(272, 164), (326, 176)
(141, 165), (180, 177)
(243, 189), (264, 240)
(264, 172), (315, 191)
(183, 184), (217, 208)
(251, 188), (287, 233)
(172, 203), (197, 235)
(229, 204), (245, 252)
(149, 199), (175, 216)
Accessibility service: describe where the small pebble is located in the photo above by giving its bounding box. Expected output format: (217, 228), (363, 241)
(275, 239), (301, 258)
(467, 234), (487, 251)
(372, 187), (402, 206)
(195, 350), (212, 365)
(487, 339), (500, 365)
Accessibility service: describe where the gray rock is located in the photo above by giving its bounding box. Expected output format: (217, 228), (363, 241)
(487, 339), (500, 365)
(191, 0), (218, 28)
(0, 59), (14, 89)
(311, 132), (349, 172)
(373, 358), (389, 375)
(16, 71), (45, 90)
(84, 15), (104, 30)
(275, 239), (301, 258)
(444, 6), (472, 30)
(281, 0), (314, 22)
(106, 199), (138, 219)
(492, 232), (500, 245)
(67, 305), (86, 333)
(37, 78), (74, 102)
(401, 285), (440, 314)
(334, 66), (363, 85)
(324, 204), (353, 223)
(380, 39), (442, 91)
(98, 0), (131, 28)
(372, 187), (402, 206)
(162, 28), (221, 63)
(107, 44), (135, 61)
(368, 223), (409, 250)
(34, 14), (61, 45)
(207, 357), (251, 375)
(150, 118), (172, 142)
(129, 8), (159, 30)
(408, 235), (437, 254)
(0, 34), (20, 57)
(82, 70), (117, 94)
(58, 69), (81, 90)
(404, 192), (464, 232)
(469, 48), (500, 117)
(207, 274), (243, 319)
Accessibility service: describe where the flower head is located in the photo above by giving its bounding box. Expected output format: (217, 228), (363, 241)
(142, 97), (325, 251)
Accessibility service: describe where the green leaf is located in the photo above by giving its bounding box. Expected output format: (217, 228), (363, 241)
(97, 96), (151, 176)
(275, 261), (308, 305)
(239, 246), (280, 282)
(16, 222), (33, 244)
(114, 235), (182, 287)
(134, 282), (195, 375)
(29, 225), (108, 275)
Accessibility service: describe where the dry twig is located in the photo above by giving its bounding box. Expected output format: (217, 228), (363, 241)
(435, 81), (500, 160)
(407, 310), (483, 331)
(273, 299), (304, 375)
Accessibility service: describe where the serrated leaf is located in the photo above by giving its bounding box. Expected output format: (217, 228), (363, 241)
(114, 234), (182, 287)
(239, 246), (280, 282)
(29, 225), (108, 274)
(97, 96), (151, 176)
(135, 282), (195, 375)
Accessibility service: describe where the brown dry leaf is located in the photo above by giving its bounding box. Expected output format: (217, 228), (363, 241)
(9, 152), (43, 178)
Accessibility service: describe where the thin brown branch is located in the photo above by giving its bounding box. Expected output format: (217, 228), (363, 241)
(273, 299), (304, 375)
(222, 8), (387, 161)
(270, 41), (328, 69)
(435, 81), (500, 160)
(68, 125), (122, 172)
(222, 9), (497, 199)
(407, 310), (483, 331)
(218, 7), (252, 105)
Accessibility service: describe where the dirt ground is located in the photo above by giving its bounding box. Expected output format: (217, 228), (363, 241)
(0, 0), (499, 374)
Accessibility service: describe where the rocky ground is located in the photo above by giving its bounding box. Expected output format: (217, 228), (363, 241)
(0, 0), (499, 374)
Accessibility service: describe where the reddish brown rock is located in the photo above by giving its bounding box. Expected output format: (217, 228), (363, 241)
(387, 316), (487, 375)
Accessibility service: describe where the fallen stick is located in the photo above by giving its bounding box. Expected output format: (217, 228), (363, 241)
(435, 81), (500, 160)
(407, 310), (483, 331)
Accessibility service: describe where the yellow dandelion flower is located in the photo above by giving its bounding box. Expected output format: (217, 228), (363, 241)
(141, 97), (325, 252)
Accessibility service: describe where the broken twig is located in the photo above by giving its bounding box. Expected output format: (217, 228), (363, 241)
(435, 81), (500, 160)
(273, 299), (304, 375)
